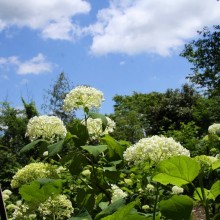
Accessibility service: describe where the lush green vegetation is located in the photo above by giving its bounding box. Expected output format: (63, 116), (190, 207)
(1, 24), (220, 219)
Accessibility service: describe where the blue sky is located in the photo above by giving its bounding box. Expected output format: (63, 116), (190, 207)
(0, 0), (220, 115)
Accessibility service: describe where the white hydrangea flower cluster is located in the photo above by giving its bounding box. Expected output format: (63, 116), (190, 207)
(38, 195), (74, 219)
(82, 117), (116, 140)
(123, 135), (190, 164)
(111, 184), (128, 203)
(26, 115), (67, 143)
(11, 162), (58, 188)
(172, 186), (184, 194)
(2, 189), (12, 201)
(63, 85), (104, 112)
(9, 203), (36, 220)
(208, 123), (220, 135)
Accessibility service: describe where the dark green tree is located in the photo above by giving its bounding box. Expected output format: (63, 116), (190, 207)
(180, 25), (220, 95)
(110, 84), (202, 142)
(42, 72), (75, 123)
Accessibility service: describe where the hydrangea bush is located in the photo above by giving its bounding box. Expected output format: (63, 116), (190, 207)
(2, 85), (220, 220)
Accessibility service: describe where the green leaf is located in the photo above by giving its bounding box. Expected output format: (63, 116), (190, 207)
(210, 180), (220, 200)
(88, 112), (108, 131)
(67, 120), (89, 147)
(212, 160), (220, 170)
(102, 135), (125, 159)
(81, 145), (108, 158)
(19, 179), (62, 207)
(68, 153), (88, 176)
(159, 195), (193, 220)
(68, 210), (92, 220)
(76, 189), (95, 213)
(153, 156), (201, 186)
(48, 140), (64, 156)
(20, 139), (48, 153)
(101, 201), (146, 220)
(193, 187), (215, 201)
(95, 199), (126, 220)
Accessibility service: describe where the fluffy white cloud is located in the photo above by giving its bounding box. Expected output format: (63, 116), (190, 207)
(0, 0), (90, 40)
(89, 0), (220, 56)
(0, 53), (54, 75)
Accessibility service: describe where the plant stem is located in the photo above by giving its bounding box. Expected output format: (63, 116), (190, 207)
(198, 172), (210, 220)
(153, 182), (159, 220)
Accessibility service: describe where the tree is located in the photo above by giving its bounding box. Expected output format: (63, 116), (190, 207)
(110, 84), (202, 142)
(180, 25), (220, 95)
(42, 72), (75, 123)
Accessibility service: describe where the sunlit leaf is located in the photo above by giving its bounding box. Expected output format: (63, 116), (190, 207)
(153, 156), (201, 186)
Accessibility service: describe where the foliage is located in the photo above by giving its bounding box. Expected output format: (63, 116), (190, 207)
(3, 86), (220, 220)
(180, 25), (220, 95)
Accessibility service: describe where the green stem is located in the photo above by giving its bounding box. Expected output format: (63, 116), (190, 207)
(198, 172), (210, 220)
(153, 182), (159, 220)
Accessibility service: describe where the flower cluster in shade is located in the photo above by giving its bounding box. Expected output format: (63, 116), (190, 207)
(123, 135), (190, 165)
(38, 195), (74, 219)
(82, 117), (116, 140)
(63, 85), (104, 112)
(26, 115), (67, 143)
(208, 123), (220, 135)
(111, 184), (128, 203)
(194, 155), (218, 170)
(172, 186), (184, 194)
(11, 162), (59, 188)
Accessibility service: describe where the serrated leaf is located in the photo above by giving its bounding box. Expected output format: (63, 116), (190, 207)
(81, 145), (107, 158)
(153, 156), (201, 186)
(159, 195), (193, 220)
(68, 210), (92, 220)
(20, 139), (48, 153)
(210, 180), (220, 200)
(48, 140), (64, 156)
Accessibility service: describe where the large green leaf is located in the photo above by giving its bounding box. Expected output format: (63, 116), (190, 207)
(20, 139), (48, 153)
(19, 179), (62, 208)
(210, 180), (220, 200)
(153, 156), (201, 186)
(67, 120), (89, 147)
(48, 140), (64, 156)
(102, 135), (125, 159)
(193, 187), (215, 201)
(101, 201), (146, 220)
(159, 195), (193, 220)
(81, 145), (108, 158)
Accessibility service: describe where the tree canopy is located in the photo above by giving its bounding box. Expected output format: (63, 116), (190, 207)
(180, 25), (220, 95)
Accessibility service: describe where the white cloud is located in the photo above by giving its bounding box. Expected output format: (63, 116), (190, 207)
(0, 53), (54, 75)
(89, 0), (220, 56)
(0, 0), (90, 40)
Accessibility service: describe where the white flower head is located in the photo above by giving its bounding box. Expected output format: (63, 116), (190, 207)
(172, 186), (184, 194)
(11, 162), (59, 188)
(123, 135), (190, 165)
(111, 184), (127, 203)
(38, 195), (74, 219)
(26, 115), (67, 143)
(208, 123), (220, 135)
(82, 116), (116, 140)
(63, 85), (104, 112)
